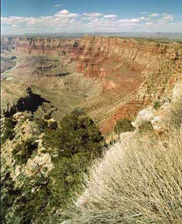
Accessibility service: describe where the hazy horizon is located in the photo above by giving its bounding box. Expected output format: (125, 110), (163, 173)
(2, 0), (182, 35)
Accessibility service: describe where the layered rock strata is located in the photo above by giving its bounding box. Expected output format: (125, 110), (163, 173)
(2, 36), (182, 133)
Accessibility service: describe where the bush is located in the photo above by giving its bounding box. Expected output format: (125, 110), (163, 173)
(10, 56), (17, 60)
(114, 118), (134, 134)
(1, 169), (58, 224)
(12, 138), (38, 165)
(42, 110), (106, 210)
(35, 118), (49, 131)
(1, 111), (106, 223)
(43, 109), (105, 158)
(153, 101), (161, 110)
(62, 130), (182, 224)
(73, 41), (78, 48)
(1, 117), (15, 144)
(1, 168), (22, 224)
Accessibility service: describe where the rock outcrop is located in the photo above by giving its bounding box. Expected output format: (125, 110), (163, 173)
(132, 81), (182, 135)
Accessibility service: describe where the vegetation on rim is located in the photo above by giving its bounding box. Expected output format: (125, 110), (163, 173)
(1, 117), (16, 144)
(61, 129), (182, 224)
(1, 109), (106, 224)
(114, 118), (134, 134)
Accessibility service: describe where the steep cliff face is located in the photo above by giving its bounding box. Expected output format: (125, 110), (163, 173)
(76, 37), (182, 133)
(2, 36), (182, 134)
(76, 36), (181, 97)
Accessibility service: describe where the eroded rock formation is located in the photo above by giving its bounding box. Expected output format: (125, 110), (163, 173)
(2, 36), (182, 133)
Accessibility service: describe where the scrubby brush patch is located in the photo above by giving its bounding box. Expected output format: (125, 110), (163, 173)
(61, 128), (182, 224)
(114, 118), (135, 134)
(1, 109), (106, 224)
(1, 116), (16, 144)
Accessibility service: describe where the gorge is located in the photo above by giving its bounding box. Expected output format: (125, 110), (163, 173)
(1, 35), (182, 224)
(1, 36), (182, 134)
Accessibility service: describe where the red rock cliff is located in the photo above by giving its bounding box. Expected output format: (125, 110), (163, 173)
(2, 36), (182, 134)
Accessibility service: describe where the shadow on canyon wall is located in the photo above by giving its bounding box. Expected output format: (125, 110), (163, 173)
(3, 87), (50, 117)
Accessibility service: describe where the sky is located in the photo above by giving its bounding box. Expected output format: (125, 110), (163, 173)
(1, 0), (182, 34)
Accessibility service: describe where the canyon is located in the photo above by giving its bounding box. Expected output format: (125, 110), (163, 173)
(1, 35), (182, 224)
(1, 35), (182, 134)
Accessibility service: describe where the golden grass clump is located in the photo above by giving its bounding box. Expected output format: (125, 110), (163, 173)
(169, 87), (182, 130)
(61, 127), (182, 224)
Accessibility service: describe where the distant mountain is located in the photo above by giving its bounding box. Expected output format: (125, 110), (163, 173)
(2, 32), (182, 39)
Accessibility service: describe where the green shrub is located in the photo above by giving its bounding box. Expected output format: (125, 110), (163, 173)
(42, 110), (106, 209)
(35, 118), (49, 131)
(12, 138), (38, 165)
(10, 56), (17, 60)
(1, 170), (57, 224)
(43, 109), (105, 158)
(114, 118), (134, 134)
(153, 101), (161, 109)
(1, 111), (106, 223)
(1, 117), (15, 144)
(1, 168), (22, 224)
(73, 41), (78, 48)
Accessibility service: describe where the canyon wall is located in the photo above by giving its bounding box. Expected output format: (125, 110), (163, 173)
(6, 35), (181, 98)
(2, 36), (182, 133)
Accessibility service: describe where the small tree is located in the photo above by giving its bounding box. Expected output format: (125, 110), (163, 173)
(73, 41), (78, 48)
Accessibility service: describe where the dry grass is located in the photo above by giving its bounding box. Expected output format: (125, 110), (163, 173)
(61, 127), (182, 224)
(169, 89), (182, 130)
(60, 82), (182, 224)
